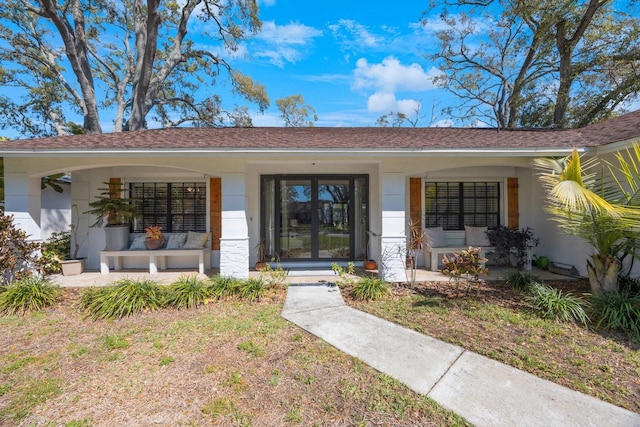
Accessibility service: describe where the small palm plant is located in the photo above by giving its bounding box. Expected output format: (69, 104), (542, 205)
(534, 146), (640, 295)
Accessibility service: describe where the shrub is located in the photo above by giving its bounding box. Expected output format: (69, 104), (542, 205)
(259, 261), (289, 289)
(0, 214), (42, 284)
(525, 282), (589, 326)
(79, 278), (164, 320)
(40, 231), (71, 274)
(618, 274), (640, 296)
(238, 278), (265, 301)
(590, 290), (640, 339)
(0, 276), (60, 315)
(486, 226), (539, 268)
(208, 276), (244, 299)
(504, 271), (539, 290)
(165, 275), (212, 309)
(351, 277), (391, 301)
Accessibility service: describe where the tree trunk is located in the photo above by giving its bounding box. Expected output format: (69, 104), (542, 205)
(39, 0), (102, 133)
(128, 0), (160, 131)
(586, 253), (620, 295)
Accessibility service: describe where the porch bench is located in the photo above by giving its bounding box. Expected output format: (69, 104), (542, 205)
(423, 226), (493, 272)
(100, 232), (211, 275)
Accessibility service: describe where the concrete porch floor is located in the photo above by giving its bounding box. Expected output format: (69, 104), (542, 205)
(48, 265), (577, 288)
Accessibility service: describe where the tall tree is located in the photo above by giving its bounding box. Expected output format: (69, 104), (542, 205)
(276, 95), (317, 127)
(0, 0), (269, 136)
(426, 0), (640, 128)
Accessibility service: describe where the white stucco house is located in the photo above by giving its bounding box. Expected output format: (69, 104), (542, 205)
(1, 110), (639, 281)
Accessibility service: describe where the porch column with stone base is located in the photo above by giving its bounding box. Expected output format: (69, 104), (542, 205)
(219, 238), (249, 279)
(219, 172), (250, 279)
(379, 171), (407, 283)
(380, 236), (407, 282)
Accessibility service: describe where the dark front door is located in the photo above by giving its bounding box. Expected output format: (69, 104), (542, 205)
(261, 175), (368, 262)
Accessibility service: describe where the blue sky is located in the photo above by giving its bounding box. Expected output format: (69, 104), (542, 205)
(224, 0), (450, 127)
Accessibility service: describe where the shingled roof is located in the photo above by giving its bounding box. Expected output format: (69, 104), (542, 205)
(1, 110), (638, 153)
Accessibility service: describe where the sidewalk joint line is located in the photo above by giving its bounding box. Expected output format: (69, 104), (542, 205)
(426, 348), (466, 396)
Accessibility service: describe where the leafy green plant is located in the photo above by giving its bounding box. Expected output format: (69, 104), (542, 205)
(164, 274), (212, 309)
(351, 277), (391, 301)
(590, 290), (640, 339)
(0, 276), (60, 315)
(238, 278), (265, 302)
(525, 282), (589, 326)
(259, 259), (289, 289)
(0, 214), (42, 285)
(331, 262), (357, 287)
(84, 181), (140, 227)
(487, 226), (539, 268)
(208, 276), (244, 299)
(40, 231), (71, 274)
(504, 271), (539, 290)
(79, 278), (164, 320)
(618, 274), (640, 296)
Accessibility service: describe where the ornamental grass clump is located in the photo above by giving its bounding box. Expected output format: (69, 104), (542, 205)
(208, 276), (244, 299)
(351, 277), (391, 301)
(504, 271), (540, 290)
(590, 290), (640, 339)
(525, 281), (589, 326)
(164, 274), (212, 309)
(0, 276), (60, 315)
(79, 278), (164, 320)
(238, 278), (266, 302)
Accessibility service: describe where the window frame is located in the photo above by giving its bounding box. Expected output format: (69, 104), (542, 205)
(129, 182), (207, 233)
(424, 181), (501, 231)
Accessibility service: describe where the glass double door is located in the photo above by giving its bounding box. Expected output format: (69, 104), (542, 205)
(261, 175), (368, 261)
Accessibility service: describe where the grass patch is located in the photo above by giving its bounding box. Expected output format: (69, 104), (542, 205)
(0, 377), (62, 423)
(349, 279), (640, 413)
(102, 334), (130, 351)
(237, 340), (265, 357)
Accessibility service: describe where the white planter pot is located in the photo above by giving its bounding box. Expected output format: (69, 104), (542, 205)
(104, 225), (130, 250)
(60, 258), (86, 276)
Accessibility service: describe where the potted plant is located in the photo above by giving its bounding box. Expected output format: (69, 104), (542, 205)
(60, 204), (88, 276)
(486, 226), (539, 269)
(144, 225), (164, 250)
(85, 182), (140, 250)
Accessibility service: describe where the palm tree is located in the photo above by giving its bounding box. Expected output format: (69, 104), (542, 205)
(534, 145), (640, 295)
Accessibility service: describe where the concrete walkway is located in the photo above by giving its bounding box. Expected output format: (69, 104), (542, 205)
(281, 283), (640, 427)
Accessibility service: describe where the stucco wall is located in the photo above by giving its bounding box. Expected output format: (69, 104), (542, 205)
(4, 151), (598, 278)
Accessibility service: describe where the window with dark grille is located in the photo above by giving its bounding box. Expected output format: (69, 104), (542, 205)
(424, 182), (500, 230)
(130, 182), (206, 233)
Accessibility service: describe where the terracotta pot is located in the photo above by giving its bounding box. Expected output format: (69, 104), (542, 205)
(363, 260), (377, 270)
(145, 237), (165, 250)
(255, 261), (268, 271)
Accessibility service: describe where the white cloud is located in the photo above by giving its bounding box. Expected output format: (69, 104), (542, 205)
(328, 19), (382, 48)
(257, 21), (322, 45)
(255, 47), (302, 67)
(351, 56), (444, 117)
(253, 21), (322, 67)
(353, 57), (440, 93)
